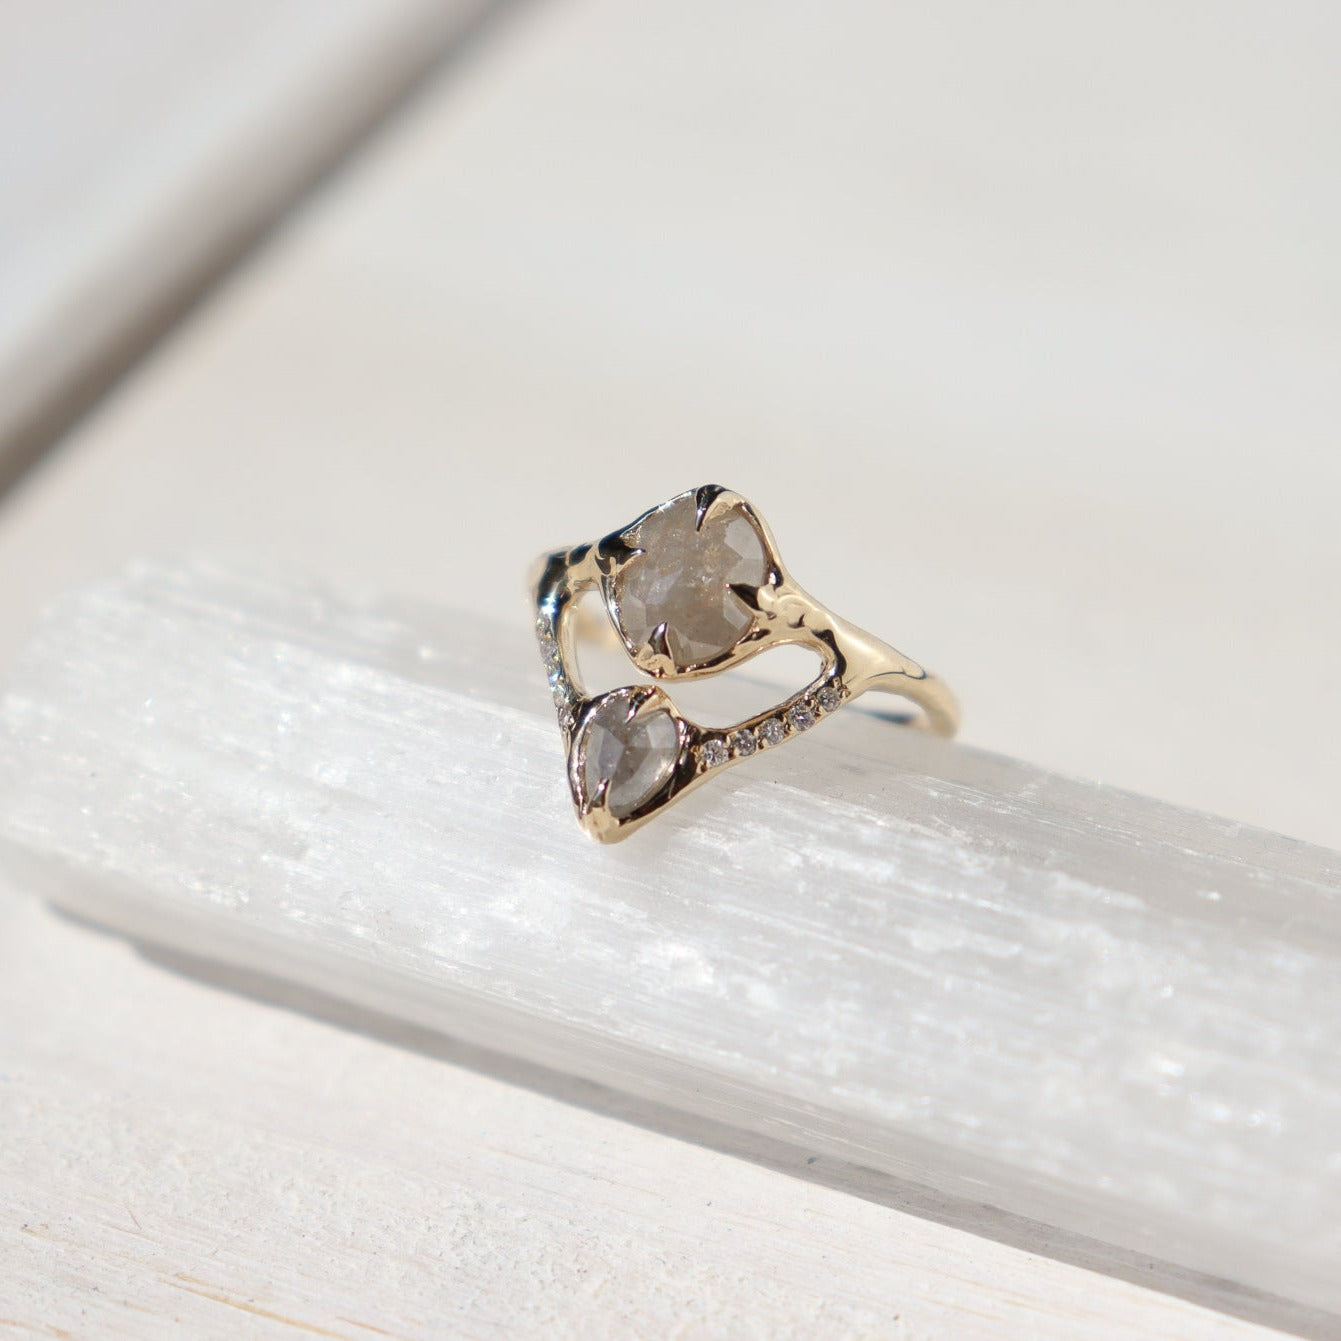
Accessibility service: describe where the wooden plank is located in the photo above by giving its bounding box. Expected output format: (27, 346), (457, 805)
(0, 0), (491, 486)
(2, 562), (1336, 1327)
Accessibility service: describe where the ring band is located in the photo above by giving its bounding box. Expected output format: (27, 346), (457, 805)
(532, 485), (959, 841)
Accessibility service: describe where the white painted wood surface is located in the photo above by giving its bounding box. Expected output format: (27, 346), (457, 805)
(0, 0), (486, 479)
(2, 562), (1337, 1328)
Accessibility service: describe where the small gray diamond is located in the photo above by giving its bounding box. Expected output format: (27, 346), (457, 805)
(699, 738), (729, 768)
(729, 729), (757, 757)
(787, 702), (816, 732)
(756, 717), (785, 748)
(817, 683), (843, 713)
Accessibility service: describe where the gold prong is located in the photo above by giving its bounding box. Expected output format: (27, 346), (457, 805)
(693, 483), (730, 531)
(727, 581), (762, 612)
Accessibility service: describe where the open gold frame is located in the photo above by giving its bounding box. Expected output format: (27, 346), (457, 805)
(533, 485), (959, 842)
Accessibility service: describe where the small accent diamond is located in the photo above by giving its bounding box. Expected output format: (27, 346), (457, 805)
(551, 676), (574, 708)
(787, 702), (816, 732)
(729, 728), (756, 757)
(817, 682), (843, 713)
(699, 738), (729, 768)
(756, 717), (785, 748)
(540, 638), (562, 669)
(557, 703), (576, 730)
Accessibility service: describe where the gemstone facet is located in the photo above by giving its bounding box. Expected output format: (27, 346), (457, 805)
(613, 491), (767, 667)
(788, 702), (816, 733)
(817, 683), (843, 713)
(729, 728), (757, 757)
(580, 690), (681, 819)
(699, 738), (729, 768)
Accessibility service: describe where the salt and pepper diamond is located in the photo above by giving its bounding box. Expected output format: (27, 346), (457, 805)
(580, 689), (681, 819)
(613, 490), (769, 667)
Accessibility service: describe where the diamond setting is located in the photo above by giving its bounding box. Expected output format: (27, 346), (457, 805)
(612, 490), (768, 668)
(817, 682), (843, 713)
(787, 702), (816, 733)
(729, 729), (757, 758)
(756, 717), (785, 748)
(699, 738), (729, 769)
(579, 690), (681, 819)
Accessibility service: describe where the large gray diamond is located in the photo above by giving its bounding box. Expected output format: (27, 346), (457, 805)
(581, 691), (680, 818)
(614, 492), (767, 666)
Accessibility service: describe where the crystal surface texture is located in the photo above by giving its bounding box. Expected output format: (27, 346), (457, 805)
(0, 562), (1338, 1315)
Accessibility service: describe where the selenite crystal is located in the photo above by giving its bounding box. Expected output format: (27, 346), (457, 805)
(0, 562), (1338, 1319)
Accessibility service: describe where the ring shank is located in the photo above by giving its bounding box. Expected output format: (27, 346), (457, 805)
(862, 663), (959, 736)
(824, 608), (959, 737)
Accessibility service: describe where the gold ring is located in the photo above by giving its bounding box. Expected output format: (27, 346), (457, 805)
(532, 485), (959, 842)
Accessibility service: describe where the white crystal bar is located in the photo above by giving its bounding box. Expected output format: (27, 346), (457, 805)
(1, 563), (1338, 1317)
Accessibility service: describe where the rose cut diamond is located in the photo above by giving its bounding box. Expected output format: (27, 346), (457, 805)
(581, 690), (681, 819)
(613, 491), (767, 667)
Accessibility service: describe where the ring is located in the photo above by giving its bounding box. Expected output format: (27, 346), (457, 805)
(532, 485), (959, 842)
